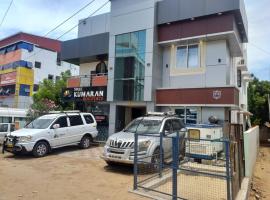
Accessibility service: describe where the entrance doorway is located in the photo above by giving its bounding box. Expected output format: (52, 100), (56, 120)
(115, 106), (146, 132)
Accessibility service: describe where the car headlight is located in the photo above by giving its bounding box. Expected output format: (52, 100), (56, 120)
(138, 140), (151, 152)
(18, 136), (33, 143)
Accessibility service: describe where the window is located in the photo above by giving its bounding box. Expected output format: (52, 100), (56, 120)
(55, 76), (60, 82)
(10, 124), (15, 132)
(56, 53), (61, 66)
(84, 115), (94, 124)
(52, 117), (68, 128)
(35, 61), (41, 69)
(172, 119), (185, 132)
(33, 84), (39, 92)
(48, 74), (54, 80)
(163, 120), (172, 134)
(69, 115), (83, 126)
(176, 44), (199, 69)
(0, 124), (8, 132)
(237, 70), (242, 87)
(114, 30), (146, 101)
(175, 107), (200, 124)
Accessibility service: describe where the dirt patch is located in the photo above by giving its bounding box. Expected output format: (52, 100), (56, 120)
(249, 146), (270, 200)
(0, 146), (146, 200)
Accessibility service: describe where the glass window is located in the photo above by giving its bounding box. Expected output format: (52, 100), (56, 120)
(163, 120), (172, 134)
(124, 119), (162, 134)
(48, 74), (54, 80)
(237, 70), (242, 87)
(26, 117), (56, 129)
(176, 44), (199, 69)
(35, 61), (41, 69)
(84, 115), (94, 124)
(69, 115), (83, 126)
(172, 119), (185, 132)
(10, 124), (15, 132)
(188, 45), (199, 68)
(114, 30), (146, 101)
(0, 124), (8, 132)
(175, 107), (200, 124)
(53, 117), (68, 128)
(176, 46), (187, 68)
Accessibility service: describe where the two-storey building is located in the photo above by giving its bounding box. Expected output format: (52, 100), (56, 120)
(61, 0), (251, 139)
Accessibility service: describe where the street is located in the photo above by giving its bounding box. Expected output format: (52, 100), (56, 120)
(0, 146), (146, 200)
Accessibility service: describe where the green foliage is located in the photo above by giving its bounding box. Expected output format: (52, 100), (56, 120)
(27, 70), (73, 120)
(248, 75), (270, 126)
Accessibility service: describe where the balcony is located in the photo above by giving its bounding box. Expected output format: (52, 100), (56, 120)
(67, 73), (108, 88)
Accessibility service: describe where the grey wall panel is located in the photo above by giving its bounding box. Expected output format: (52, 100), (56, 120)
(157, 0), (237, 24)
(61, 32), (109, 64)
(157, 0), (248, 42)
(78, 13), (110, 38)
(205, 65), (227, 87)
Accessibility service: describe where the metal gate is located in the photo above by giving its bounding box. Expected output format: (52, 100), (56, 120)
(133, 132), (233, 200)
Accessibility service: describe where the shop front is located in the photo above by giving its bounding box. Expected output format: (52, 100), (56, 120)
(62, 86), (109, 141)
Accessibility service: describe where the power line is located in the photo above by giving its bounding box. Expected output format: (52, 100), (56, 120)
(57, 0), (110, 39)
(249, 42), (270, 56)
(44, 0), (96, 37)
(0, 0), (14, 29)
(25, 0), (110, 62)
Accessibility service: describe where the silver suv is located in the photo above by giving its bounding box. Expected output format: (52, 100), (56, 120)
(102, 112), (186, 165)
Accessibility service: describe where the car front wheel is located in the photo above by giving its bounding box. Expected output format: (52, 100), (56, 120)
(79, 135), (92, 149)
(33, 141), (49, 157)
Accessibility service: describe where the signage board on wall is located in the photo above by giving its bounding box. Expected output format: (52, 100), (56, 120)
(62, 86), (107, 102)
(0, 72), (17, 85)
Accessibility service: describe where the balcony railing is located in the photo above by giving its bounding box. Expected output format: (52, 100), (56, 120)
(67, 73), (108, 88)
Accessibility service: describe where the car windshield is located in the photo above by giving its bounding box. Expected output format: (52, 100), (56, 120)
(25, 117), (56, 129)
(124, 119), (162, 134)
(0, 124), (8, 132)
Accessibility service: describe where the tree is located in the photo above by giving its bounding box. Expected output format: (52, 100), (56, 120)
(248, 75), (270, 126)
(27, 70), (73, 120)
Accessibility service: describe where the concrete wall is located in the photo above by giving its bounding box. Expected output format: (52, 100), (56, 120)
(21, 47), (78, 84)
(78, 13), (110, 38)
(161, 40), (232, 89)
(244, 126), (260, 177)
(79, 61), (108, 76)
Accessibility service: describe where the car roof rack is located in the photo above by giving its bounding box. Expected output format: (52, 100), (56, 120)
(48, 110), (81, 114)
(145, 111), (177, 117)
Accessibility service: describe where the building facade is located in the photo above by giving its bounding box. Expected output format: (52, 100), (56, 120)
(61, 0), (251, 138)
(0, 32), (78, 108)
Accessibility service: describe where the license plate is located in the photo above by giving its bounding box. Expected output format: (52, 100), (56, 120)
(109, 155), (122, 159)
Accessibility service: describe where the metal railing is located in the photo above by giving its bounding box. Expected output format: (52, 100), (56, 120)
(133, 133), (233, 200)
(67, 73), (108, 88)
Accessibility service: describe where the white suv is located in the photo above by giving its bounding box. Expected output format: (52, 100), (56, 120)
(2, 112), (98, 157)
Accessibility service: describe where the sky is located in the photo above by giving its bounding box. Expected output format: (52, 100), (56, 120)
(0, 0), (269, 81)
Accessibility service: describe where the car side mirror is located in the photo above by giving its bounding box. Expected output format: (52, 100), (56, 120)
(180, 128), (187, 132)
(53, 124), (60, 129)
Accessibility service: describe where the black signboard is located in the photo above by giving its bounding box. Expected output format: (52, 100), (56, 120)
(62, 86), (107, 102)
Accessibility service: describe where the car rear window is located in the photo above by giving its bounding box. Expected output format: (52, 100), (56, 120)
(69, 115), (83, 126)
(84, 115), (94, 124)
